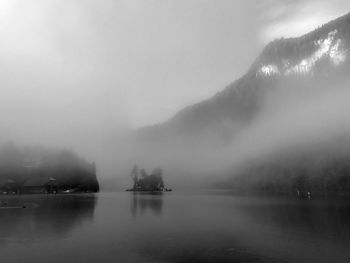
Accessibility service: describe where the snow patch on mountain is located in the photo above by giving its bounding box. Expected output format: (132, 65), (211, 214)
(258, 65), (280, 76)
(258, 30), (347, 77)
(330, 39), (347, 65)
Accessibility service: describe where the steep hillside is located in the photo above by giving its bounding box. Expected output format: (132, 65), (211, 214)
(125, 13), (350, 193)
(138, 13), (350, 143)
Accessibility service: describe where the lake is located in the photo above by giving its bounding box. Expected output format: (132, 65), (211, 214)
(0, 192), (350, 263)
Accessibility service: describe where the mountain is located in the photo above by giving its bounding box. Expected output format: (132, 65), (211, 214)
(138, 13), (350, 143)
(127, 13), (350, 193)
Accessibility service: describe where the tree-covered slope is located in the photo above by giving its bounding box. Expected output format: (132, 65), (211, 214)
(0, 143), (99, 193)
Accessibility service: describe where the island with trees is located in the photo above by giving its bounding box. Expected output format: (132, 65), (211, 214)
(126, 165), (172, 192)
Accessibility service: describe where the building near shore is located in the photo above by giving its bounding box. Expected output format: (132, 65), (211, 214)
(0, 143), (99, 194)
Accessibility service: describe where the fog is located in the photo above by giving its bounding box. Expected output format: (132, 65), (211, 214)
(111, 76), (350, 189)
(2, 1), (350, 190)
(229, 80), (350, 165)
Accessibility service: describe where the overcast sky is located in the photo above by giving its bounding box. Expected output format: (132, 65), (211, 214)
(0, 0), (349, 153)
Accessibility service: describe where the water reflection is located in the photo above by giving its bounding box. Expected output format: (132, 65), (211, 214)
(1, 193), (350, 263)
(0, 194), (97, 241)
(236, 199), (350, 240)
(130, 193), (163, 217)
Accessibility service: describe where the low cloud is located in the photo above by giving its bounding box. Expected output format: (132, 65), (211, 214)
(257, 0), (350, 42)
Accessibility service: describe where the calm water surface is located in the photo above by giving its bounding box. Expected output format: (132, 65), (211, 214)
(0, 192), (350, 263)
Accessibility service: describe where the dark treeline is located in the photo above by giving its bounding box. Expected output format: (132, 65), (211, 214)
(229, 145), (350, 197)
(0, 142), (99, 194)
(129, 165), (167, 191)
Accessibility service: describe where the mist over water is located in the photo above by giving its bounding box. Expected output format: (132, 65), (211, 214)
(109, 76), (350, 190)
(2, 2), (350, 263)
(1, 1), (350, 191)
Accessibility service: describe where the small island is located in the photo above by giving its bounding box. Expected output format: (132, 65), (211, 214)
(126, 165), (172, 192)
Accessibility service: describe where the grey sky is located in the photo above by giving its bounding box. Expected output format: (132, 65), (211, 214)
(258, 0), (350, 42)
(0, 0), (349, 155)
